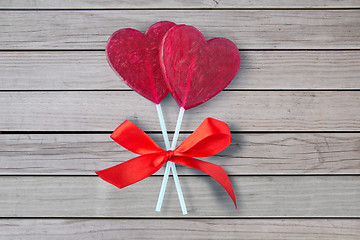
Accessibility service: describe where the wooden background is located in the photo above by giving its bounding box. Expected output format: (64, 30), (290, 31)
(0, 1), (360, 239)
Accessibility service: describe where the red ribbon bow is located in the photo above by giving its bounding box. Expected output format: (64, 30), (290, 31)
(96, 118), (236, 208)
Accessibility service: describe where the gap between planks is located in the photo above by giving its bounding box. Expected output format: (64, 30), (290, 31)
(1, 8), (360, 11)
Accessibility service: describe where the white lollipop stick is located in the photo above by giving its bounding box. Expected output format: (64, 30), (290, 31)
(155, 105), (187, 214)
(155, 104), (171, 150)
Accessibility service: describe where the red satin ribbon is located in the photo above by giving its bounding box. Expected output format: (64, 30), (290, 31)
(96, 118), (236, 208)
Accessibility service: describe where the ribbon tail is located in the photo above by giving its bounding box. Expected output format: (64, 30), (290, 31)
(172, 156), (237, 209)
(96, 154), (165, 189)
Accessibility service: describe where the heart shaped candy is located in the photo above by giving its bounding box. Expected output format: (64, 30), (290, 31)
(160, 25), (240, 110)
(106, 21), (176, 104)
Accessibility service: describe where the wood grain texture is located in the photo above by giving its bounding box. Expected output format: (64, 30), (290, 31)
(1, 0), (359, 9)
(0, 10), (359, 50)
(1, 0), (359, 237)
(2, 51), (360, 90)
(0, 219), (359, 240)
(1, 133), (359, 175)
(0, 176), (359, 217)
(1, 91), (359, 131)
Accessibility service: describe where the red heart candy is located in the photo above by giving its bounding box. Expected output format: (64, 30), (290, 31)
(106, 21), (176, 104)
(160, 25), (240, 110)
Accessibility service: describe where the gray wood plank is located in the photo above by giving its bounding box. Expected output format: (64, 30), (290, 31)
(0, 10), (359, 50)
(2, 51), (360, 90)
(0, 176), (358, 217)
(0, 219), (359, 240)
(1, 133), (359, 175)
(1, 0), (359, 9)
(1, 91), (359, 131)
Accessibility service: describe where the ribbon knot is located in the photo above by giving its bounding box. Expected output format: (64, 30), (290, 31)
(165, 150), (174, 162)
(96, 117), (236, 208)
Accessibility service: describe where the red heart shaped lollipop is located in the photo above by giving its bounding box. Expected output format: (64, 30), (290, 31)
(106, 21), (176, 104)
(160, 25), (240, 110)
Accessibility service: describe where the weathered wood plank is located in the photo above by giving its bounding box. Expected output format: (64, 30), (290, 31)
(0, 176), (359, 217)
(1, 91), (359, 131)
(0, 219), (359, 240)
(1, 0), (359, 9)
(0, 10), (359, 50)
(1, 133), (359, 175)
(2, 51), (360, 90)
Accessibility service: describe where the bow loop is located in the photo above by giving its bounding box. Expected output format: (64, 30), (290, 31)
(111, 120), (163, 155)
(175, 118), (232, 158)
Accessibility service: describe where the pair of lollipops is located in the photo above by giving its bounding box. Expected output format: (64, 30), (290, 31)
(98, 21), (240, 214)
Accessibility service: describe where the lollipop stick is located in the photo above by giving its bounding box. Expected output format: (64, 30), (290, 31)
(155, 104), (170, 150)
(171, 107), (185, 149)
(155, 104), (171, 212)
(169, 107), (187, 214)
(155, 105), (187, 214)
